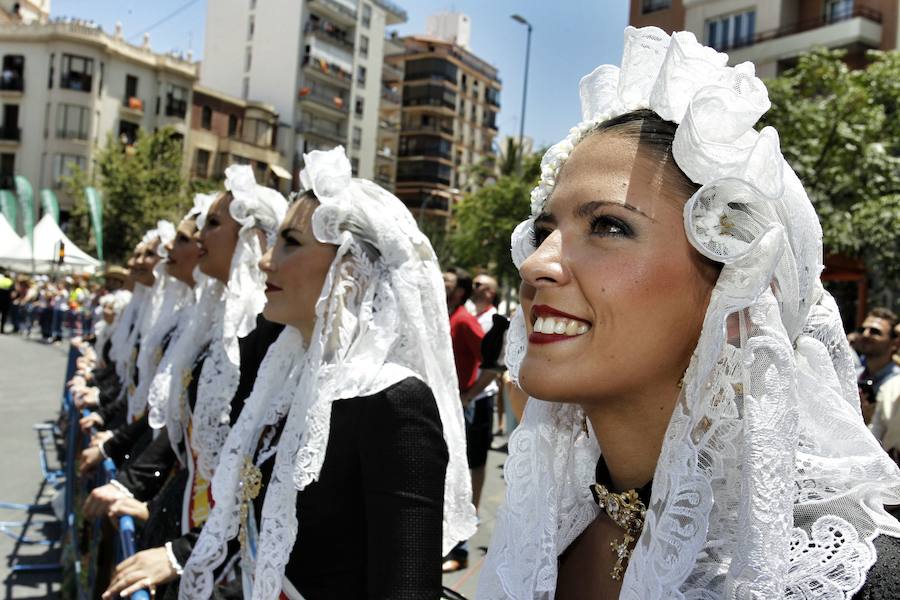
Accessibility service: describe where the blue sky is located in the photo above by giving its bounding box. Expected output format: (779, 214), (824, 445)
(52, 0), (630, 148)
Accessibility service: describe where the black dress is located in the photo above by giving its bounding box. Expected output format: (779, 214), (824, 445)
(248, 376), (448, 600)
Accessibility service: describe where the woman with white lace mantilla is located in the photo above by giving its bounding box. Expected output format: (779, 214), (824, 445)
(477, 27), (900, 600)
(96, 168), (287, 599)
(178, 146), (476, 599)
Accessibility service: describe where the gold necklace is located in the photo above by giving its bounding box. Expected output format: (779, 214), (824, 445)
(590, 475), (648, 580)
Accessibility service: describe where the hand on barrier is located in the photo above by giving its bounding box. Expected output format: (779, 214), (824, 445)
(102, 546), (177, 599)
(74, 388), (100, 409)
(108, 497), (150, 523)
(79, 412), (104, 433)
(83, 482), (129, 519)
(67, 375), (86, 389)
(91, 430), (114, 447)
(80, 446), (104, 475)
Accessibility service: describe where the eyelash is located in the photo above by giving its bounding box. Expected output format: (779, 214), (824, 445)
(530, 215), (632, 247)
(281, 232), (300, 246)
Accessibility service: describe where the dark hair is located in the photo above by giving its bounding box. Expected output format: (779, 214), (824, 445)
(588, 109), (700, 201)
(446, 266), (474, 303)
(868, 307), (899, 338)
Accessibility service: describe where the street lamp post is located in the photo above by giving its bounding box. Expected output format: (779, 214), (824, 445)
(511, 14), (532, 171)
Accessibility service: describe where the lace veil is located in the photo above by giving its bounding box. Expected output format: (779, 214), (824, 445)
(109, 222), (170, 391)
(478, 27), (900, 600)
(179, 147), (476, 600)
(145, 193), (216, 431)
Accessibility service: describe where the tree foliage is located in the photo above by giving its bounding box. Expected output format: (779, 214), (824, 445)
(64, 127), (192, 263)
(447, 147), (541, 290)
(760, 49), (900, 298)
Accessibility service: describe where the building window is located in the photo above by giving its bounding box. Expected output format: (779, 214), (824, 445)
(706, 10), (756, 51)
(361, 4), (371, 28)
(350, 156), (359, 175)
(357, 65), (366, 87)
(248, 16), (255, 40)
(48, 53), (54, 88)
(359, 35), (369, 58)
(352, 126), (362, 149)
(56, 104), (90, 140)
(0, 153), (14, 189)
(195, 148), (211, 178)
(242, 77), (249, 100)
(1, 55), (25, 91)
(825, 0), (854, 21)
(228, 114), (239, 137)
(201, 106), (213, 130)
(118, 120), (138, 145)
(53, 154), (86, 188)
(166, 84), (189, 117)
(124, 74), (139, 105)
(641, 0), (671, 14)
(355, 97), (364, 116)
(249, 0), (256, 9)
(60, 54), (94, 92)
(99, 62), (104, 94)
(245, 47), (252, 72)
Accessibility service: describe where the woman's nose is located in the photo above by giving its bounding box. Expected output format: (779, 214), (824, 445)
(519, 229), (569, 288)
(258, 247), (274, 273)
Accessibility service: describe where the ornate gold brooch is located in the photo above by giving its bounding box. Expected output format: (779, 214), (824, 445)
(590, 483), (647, 580)
(238, 456), (263, 550)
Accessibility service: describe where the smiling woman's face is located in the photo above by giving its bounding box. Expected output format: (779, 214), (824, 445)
(518, 131), (718, 406)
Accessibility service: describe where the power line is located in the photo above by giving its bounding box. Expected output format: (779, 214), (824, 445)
(127, 0), (200, 43)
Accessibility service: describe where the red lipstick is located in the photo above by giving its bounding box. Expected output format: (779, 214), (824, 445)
(265, 282), (282, 293)
(528, 304), (591, 345)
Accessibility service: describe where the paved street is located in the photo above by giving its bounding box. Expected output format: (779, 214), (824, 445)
(441, 433), (508, 599)
(0, 334), (67, 599)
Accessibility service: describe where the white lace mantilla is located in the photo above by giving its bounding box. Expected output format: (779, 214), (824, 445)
(180, 147), (476, 600)
(478, 26), (900, 600)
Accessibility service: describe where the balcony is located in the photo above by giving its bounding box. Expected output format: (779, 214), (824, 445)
(0, 125), (20, 142)
(373, 0), (406, 25)
(302, 54), (353, 88)
(296, 120), (346, 145)
(382, 61), (404, 82)
(165, 97), (188, 118)
(380, 86), (401, 106)
(298, 86), (349, 117)
(720, 6), (882, 52)
(402, 121), (454, 137)
(307, 0), (357, 28)
(379, 119), (401, 132)
(60, 72), (92, 93)
(305, 20), (354, 52)
(0, 73), (24, 93)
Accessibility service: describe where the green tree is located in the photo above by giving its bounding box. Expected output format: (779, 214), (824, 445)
(64, 127), (193, 263)
(447, 149), (541, 294)
(760, 49), (900, 299)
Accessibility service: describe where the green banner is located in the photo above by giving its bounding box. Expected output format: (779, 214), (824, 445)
(40, 189), (60, 223)
(14, 176), (34, 246)
(0, 190), (16, 232)
(85, 186), (104, 261)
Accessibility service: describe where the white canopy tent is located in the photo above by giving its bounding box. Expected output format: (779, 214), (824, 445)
(0, 214), (31, 266)
(0, 214), (101, 274)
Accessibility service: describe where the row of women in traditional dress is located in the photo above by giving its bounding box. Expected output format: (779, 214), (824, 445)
(67, 26), (900, 600)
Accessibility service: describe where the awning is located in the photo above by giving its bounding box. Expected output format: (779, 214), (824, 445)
(270, 164), (292, 180)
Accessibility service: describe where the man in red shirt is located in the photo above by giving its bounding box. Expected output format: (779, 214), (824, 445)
(442, 267), (485, 572)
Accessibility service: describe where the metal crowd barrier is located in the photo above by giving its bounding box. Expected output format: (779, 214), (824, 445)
(55, 344), (148, 600)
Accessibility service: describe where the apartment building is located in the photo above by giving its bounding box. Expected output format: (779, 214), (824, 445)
(374, 32), (403, 191)
(187, 85), (290, 194)
(0, 18), (196, 215)
(201, 0), (406, 187)
(631, 0), (899, 76)
(388, 18), (501, 219)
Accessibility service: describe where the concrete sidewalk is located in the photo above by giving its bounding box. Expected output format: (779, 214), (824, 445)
(441, 432), (510, 599)
(0, 334), (68, 599)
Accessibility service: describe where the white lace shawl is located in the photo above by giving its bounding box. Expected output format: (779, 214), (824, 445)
(109, 283), (149, 389)
(190, 166), (287, 480)
(478, 26), (900, 600)
(126, 270), (193, 422)
(180, 147), (476, 600)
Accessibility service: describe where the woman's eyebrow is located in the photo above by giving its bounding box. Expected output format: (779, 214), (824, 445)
(534, 211), (556, 226)
(575, 200), (657, 222)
